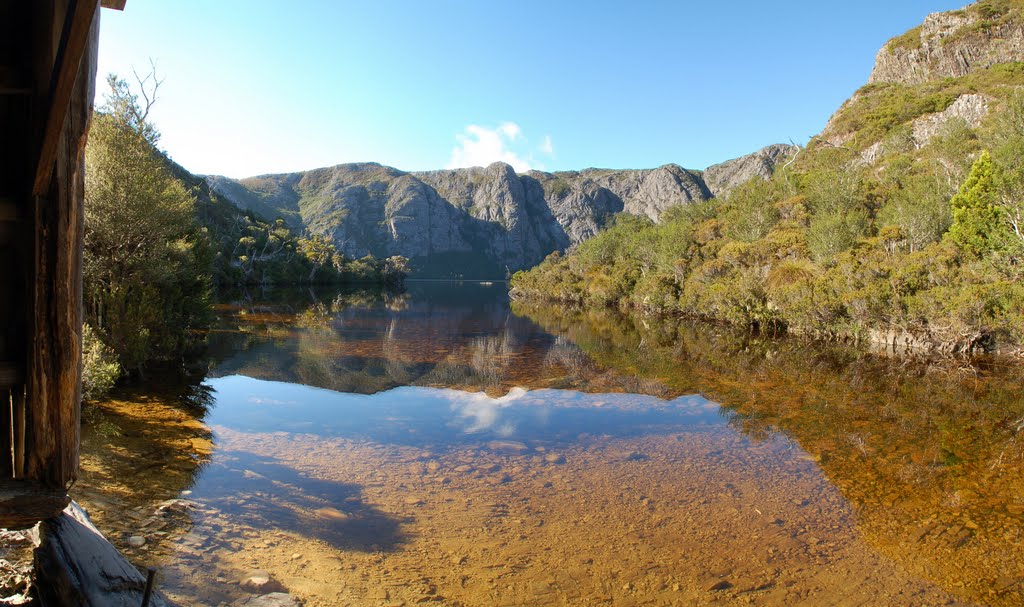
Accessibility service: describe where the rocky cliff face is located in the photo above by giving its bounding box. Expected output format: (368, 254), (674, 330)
(208, 148), (789, 278)
(820, 1), (1024, 161)
(869, 2), (1024, 85)
(702, 144), (797, 196)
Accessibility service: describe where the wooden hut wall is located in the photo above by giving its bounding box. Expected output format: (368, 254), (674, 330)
(0, 0), (99, 527)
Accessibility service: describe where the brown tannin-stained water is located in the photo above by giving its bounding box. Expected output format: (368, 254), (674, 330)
(74, 282), (1024, 606)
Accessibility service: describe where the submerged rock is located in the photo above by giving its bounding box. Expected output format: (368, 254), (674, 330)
(240, 570), (286, 594)
(234, 593), (301, 607)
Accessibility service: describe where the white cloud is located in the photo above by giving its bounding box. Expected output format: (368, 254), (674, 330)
(446, 122), (539, 173)
(499, 122), (522, 140)
(539, 135), (554, 157)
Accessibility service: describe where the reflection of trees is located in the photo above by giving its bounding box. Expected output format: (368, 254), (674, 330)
(209, 285), (582, 396)
(514, 301), (1024, 606)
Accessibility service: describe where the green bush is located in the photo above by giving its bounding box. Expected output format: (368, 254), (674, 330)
(81, 324), (120, 401)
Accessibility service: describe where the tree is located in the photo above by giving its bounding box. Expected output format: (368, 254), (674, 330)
(946, 150), (1006, 257)
(84, 72), (211, 372)
(297, 233), (338, 282)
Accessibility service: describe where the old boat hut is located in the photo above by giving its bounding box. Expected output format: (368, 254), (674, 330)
(0, 1), (167, 605)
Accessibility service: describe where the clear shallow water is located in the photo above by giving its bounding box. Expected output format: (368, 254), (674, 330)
(73, 282), (1024, 606)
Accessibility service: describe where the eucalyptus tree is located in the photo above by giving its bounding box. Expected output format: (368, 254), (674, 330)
(84, 72), (211, 373)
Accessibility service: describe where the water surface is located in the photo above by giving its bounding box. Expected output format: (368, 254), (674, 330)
(74, 282), (1024, 606)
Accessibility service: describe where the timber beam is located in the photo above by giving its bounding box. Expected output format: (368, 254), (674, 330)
(32, 0), (101, 197)
(0, 479), (69, 530)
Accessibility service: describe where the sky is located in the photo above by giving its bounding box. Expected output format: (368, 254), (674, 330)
(96, 1), (970, 178)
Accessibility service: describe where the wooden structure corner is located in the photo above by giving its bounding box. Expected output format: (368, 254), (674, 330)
(0, 0), (121, 529)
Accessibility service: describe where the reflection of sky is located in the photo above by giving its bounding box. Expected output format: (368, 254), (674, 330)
(206, 375), (727, 448)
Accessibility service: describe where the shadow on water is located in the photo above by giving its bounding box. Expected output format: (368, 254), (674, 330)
(190, 449), (409, 553)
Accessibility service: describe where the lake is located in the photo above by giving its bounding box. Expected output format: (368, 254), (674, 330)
(74, 282), (1024, 606)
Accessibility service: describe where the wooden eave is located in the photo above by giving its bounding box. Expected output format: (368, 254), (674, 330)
(32, 0), (126, 197)
(32, 0), (101, 196)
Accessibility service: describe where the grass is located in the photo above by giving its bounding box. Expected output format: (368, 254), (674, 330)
(888, 26), (923, 54)
(829, 62), (1024, 149)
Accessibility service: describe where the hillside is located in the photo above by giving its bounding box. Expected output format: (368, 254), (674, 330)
(511, 0), (1024, 354)
(206, 146), (795, 279)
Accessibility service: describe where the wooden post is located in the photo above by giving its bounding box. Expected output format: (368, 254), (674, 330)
(12, 386), (25, 478)
(0, 388), (10, 478)
(23, 4), (98, 492)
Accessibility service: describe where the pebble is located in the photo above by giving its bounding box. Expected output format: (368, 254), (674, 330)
(128, 535), (146, 548)
(240, 570), (286, 594)
(487, 440), (529, 453)
(544, 453), (566, 464)
(314, 507), (349, 521)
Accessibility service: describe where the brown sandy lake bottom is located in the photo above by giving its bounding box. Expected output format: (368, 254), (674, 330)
(72, 283), (1024, 606)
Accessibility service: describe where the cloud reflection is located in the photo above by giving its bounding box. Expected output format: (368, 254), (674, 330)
(449, 386), (528, 434)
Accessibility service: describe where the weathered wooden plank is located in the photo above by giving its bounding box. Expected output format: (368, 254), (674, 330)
(1, 389), (10, 478)
(0, 479), (69, 530)
(12, 386), (24, 478)
(24, 4), (97, 490)
(35, 502), (168, 606)
(31, 0), (100, 197)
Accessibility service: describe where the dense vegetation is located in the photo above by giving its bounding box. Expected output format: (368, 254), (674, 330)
(82, 75), (407, 396)
(512, 68), (1024, 353)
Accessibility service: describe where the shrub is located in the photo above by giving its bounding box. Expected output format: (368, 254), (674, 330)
(81, 324), (120, 401)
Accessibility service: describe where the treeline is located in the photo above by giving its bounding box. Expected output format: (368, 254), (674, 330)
(512, 79), (1024, 354)
(169, 159), (408, 288)
(82, 75), (407, 396)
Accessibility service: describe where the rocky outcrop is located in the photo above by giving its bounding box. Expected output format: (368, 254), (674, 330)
(856, 92), (990, 164)
(206, 148), (791, 278)
(210, 163), (715, 278)
(869, 3), (1024, 85)
(702, 144), (798, 196)
(911, 92), (990, 143)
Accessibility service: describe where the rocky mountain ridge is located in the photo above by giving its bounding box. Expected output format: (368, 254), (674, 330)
(870, 1), (1024, 85)
(822, 1), (1024, 158)
(207, 145), (795, 278)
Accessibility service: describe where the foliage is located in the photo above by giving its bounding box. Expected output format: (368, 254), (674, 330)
(81, 323), (120, 401)
(946, 151), (1006, 256)
(83, 74), (410, 382)
(888, 26), (923, 54)
(827, 62), (1024, 150)
(84, 75), (213, 372)
(511, 62), (1024, 353)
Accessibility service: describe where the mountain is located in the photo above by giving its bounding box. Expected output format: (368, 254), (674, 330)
(823, 0), (1024, 157)
(869, 0), (1024, 85)
(207, 146), (795, 279)
(509, 0), (1024, 354)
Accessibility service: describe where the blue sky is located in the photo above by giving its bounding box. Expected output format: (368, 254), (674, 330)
(96, 1), (968, 178)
